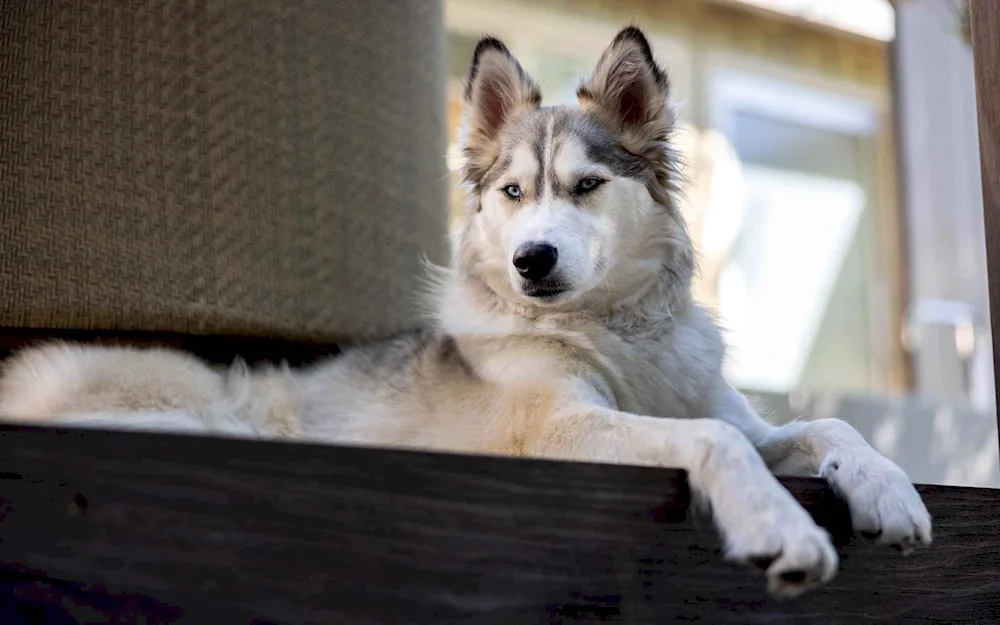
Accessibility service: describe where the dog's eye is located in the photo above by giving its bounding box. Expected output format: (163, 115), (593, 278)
(502, 184), (521, 200)
(576, 178), (604, 193)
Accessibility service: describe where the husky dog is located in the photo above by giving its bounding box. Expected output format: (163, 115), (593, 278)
(0, 27), (930, 598)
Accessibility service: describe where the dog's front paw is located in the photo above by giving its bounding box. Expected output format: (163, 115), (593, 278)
(717, 488), (838, 599)
(821, 450), (932, 552)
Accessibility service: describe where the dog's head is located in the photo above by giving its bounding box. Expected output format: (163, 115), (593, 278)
(455, 26), (694, 312)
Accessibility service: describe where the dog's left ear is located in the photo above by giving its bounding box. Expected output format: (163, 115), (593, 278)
(577, 26), (671, 152)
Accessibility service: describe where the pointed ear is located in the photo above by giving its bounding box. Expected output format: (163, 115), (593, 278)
(577, 26), (671, 150)
(461, 37), (541, 186)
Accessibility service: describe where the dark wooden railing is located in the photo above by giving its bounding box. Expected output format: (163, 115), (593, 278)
(1, 425), (998, 623)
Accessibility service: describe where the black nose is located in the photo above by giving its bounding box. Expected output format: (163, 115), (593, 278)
(513, 242), (558, 281)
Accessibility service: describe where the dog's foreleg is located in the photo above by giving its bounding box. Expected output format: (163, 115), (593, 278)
(529, 387), (837, 598)
(707, 380), (932, 551)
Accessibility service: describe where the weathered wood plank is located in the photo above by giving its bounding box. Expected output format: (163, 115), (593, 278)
(0, 425), (996, 623)
(971, 0), (1000, 439)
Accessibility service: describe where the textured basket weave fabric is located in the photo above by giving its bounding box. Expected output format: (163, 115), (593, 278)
(0, 0), (449, 343)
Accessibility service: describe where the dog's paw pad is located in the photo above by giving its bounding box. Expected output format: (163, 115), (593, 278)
(748, 555), (776, 571)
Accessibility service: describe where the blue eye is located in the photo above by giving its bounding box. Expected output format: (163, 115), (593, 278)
(502, 184), (521, 200)
(577, 177), (604, 193)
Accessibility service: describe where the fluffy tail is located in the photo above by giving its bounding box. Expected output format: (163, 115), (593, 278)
(0, 342), (226, 432)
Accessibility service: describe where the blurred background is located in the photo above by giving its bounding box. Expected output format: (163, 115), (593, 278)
(443, 0), (997, 487)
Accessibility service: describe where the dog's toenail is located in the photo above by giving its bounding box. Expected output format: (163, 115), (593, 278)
(67, 493), (88, 517)
(779, 570), (808, 584)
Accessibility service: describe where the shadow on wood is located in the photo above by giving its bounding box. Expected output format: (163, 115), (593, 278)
(0, 425), (996, 624)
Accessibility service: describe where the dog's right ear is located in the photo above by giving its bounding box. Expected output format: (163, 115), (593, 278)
(460, 37), (541, 186)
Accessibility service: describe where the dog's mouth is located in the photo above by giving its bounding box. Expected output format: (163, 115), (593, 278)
(522, 281), (569, 301)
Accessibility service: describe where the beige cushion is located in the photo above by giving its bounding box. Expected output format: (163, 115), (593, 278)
(0, 1), (448, 343)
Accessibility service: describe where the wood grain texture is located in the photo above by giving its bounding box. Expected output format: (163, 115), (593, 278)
(0, 425), (997, 624)
(971, 0), (1000, 440)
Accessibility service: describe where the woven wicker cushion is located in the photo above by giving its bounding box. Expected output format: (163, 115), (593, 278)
(0, 0), (448, 343)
